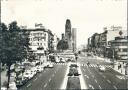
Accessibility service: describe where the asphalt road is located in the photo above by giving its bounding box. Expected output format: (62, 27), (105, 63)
(18, 53), (127, 90)
(79, 55), (127, 89)
(19, 63), (68, 90)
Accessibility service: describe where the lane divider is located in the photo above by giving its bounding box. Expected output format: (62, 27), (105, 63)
(78, 63), (88, 89)
(60, 63), (70, 89)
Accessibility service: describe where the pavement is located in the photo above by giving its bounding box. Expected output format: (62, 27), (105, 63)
(2, 52), (127, 89)
(78, 55), (127, 89)
(1, 70), (8, 86)
(19, 63), (68, 90)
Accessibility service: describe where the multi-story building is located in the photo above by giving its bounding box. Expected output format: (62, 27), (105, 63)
(72, 28), (77, 52)
(109, 35), (128, 75)
(53, 34), (59, 51)
(65, 19), (72, 49)
(97, 26), (126, 57)
(28, 28), (48, 55)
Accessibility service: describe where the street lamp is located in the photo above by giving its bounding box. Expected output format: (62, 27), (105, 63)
(112, 49), (115, 68)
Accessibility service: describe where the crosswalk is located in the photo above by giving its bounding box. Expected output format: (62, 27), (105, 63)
(81, 64), (113, 68)
(52, 63), (68, 66)
(51, 62), (113, 68)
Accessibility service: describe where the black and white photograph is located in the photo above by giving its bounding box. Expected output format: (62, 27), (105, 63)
(0, 0), (128, 90)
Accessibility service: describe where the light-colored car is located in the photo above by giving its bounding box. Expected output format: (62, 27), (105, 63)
(36, 66), (42, 73)
(9, 82), (17, 90)
(23, 70), (33, 79)
(1, 87), (7, 90)
(48, 64), (53, 68)
(31, 67), (37, 75)
(99, 66), (106, 71)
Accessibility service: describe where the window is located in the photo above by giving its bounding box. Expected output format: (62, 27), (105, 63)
(122, 49), (128, 52)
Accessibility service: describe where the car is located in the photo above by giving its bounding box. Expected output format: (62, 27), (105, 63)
(48, 64), (53, 68)
(9, 82), (17, 90)
(1, 87), (7, 90)
(30, 68), (37, 75)
(36, 66), (42, 73)
(70, 64), (78, 68)
(99, 66), (106, 72)
(23, 70), (33, 79)
(16, 77), (25, 87)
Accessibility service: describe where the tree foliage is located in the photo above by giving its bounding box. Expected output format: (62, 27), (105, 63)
(57, 39), (68, 51)
(0, 21), (29, 89)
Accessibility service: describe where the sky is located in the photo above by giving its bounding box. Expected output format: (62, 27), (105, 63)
(1, 0), (127, 47)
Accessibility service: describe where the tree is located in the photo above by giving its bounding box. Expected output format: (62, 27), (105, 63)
(0, 21), (29, 89)
(57, 39), (68, 51)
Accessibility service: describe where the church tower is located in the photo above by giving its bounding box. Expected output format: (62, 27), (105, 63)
(65, 19), (72, 49)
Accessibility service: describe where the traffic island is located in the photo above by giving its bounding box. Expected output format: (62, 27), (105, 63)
(66, 77), (81, 89)
(66, 63), (81, 89)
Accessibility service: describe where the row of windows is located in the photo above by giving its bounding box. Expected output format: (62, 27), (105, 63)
(29, 37), (46, 41)
(118, 48), (128, 52)
(30, 43), (46, 46)
(111, 42), (128, 46)
(30, 33), (46, 36)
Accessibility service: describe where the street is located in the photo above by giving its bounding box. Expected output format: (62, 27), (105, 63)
(18, 53), (127, 90)
(19, 63), (68, 90)
(79, 55), (127, 89)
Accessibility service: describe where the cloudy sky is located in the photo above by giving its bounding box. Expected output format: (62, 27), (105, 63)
(1, 0), (127, 47)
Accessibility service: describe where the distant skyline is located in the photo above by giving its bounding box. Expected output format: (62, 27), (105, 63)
(1, 0), (127, 47)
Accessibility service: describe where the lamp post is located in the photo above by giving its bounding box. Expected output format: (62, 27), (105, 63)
(112, 49), (115, 68)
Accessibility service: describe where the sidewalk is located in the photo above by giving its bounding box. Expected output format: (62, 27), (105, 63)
(94, 56), (112, 63)
(1, 70), (8, 86)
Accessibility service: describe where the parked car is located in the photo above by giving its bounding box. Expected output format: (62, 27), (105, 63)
(48, 64), (54, 68)
(16, 77), (26, 87)
(9, 82), (17, 90)
(23, 70), (33, 79)
(99, 66), (106, 72)
(36, 66), (42, 73)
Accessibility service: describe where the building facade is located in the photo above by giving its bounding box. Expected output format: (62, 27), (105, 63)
(65, 19), (72, 49)
(109, 35), (128, 75)
(72, 28), (77, 52)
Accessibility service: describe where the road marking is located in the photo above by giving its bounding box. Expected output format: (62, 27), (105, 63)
(99, 85), (102, 89)
(27, 83), (31, 87)
(55, 71), (56, 74)
(84, 75), (89, 79)
(103, 75), (106, 79)
(52, 74), (54, 77)
(33, 77), (37, 81)
(89, 84), (94, 89)
(107, 80), (111, 84)
(44, 83), (47, 88)
(78, 63), (88, 89)
(83, 69), (84, 71)
(49, 78), (51, 82)
(61, 63), (70, 89)
(113, 85), (117, 89)
(92, 75), (95, 78)
(95, 79), (97, 83)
